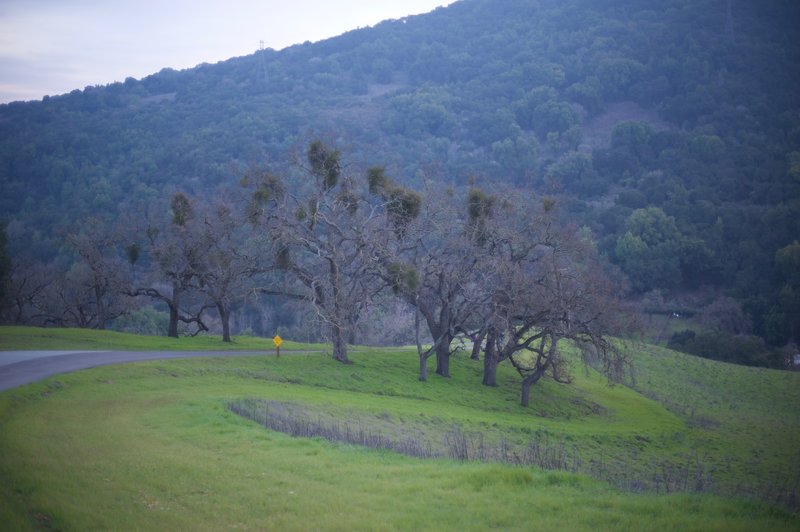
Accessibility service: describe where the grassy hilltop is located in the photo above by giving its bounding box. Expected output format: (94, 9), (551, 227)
(0, 327), (798, 530)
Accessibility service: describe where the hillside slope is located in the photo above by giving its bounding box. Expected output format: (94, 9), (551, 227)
(0, 330), (798, 528)
(1, 0), (799, 345)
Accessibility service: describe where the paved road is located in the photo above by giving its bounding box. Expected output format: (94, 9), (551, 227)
(0, 350), (281, 392)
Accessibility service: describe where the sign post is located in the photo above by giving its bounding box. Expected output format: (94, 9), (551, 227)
(272, 335), (283, 358)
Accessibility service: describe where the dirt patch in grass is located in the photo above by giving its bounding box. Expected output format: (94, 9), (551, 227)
(229, 398), (580, 470)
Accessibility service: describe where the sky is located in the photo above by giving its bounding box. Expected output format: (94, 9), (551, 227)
(0, 0), (455, 104)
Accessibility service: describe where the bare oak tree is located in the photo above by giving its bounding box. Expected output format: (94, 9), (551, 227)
(248, 142), (385, 363)
(65, 225), (131, 329)
(193, 200), (266, 342)
(473, 194), (631, 406)
(0, 254), (54, 325)
(125, 193), (212, 337)
(370, 179), (486, 380)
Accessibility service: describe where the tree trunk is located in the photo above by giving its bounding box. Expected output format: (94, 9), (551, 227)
(470, 329), (485, 361)
(414, 300), (430, 381)
(217, 302), (231, 343)
(167, 304), (179, 338)
(94, 284), (106, 330)
(421, 305), (452, 378)
(482, 329), (498, 386)
(167, 289), (179, 338)
(520, 378), (533, 407)
(331, 323), (350, 364)
(328, 259), (350, 364)
(435, 339), (451, 377)
(520, 370), (545, 407)
(483, 355), (498, 387)
(166, 283), (181, 338)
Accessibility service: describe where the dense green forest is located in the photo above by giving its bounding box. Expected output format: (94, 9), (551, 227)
(1, 0), (799, 359)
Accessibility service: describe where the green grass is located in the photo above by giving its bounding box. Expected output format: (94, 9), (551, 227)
(0, 326), (798, 530)
(630, 343), (800, 497)
(0, 325), (326, 352)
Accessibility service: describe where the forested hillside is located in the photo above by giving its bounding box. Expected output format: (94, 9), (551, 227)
(1, 0), (799, 355)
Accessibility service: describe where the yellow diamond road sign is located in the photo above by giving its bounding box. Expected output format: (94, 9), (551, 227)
(273, 335), (283, 347)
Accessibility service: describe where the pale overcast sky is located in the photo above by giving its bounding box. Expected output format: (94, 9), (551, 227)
(0, 0), (455, 104)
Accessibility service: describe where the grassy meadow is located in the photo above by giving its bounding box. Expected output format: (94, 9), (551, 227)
(0, 325), (323, 352)
(0, 326), (798, 530)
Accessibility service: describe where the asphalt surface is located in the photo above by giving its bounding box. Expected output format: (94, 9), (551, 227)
(0, 350), (280, 392)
